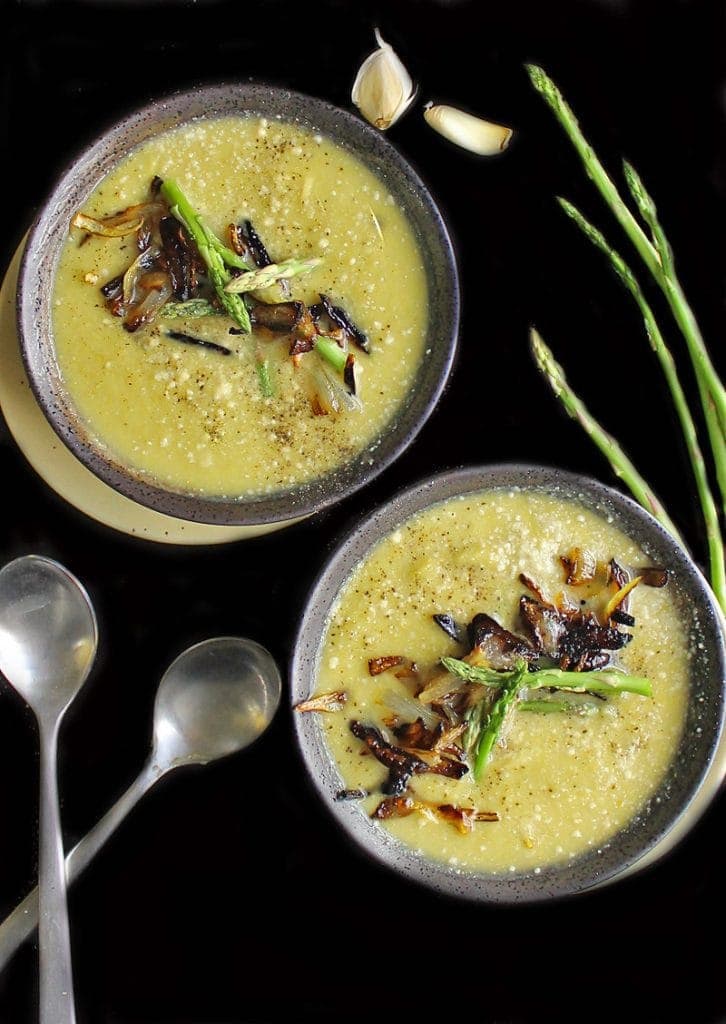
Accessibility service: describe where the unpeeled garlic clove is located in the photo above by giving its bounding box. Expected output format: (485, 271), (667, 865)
(351, 28), (416, 130)
(423, 103), (513, 155)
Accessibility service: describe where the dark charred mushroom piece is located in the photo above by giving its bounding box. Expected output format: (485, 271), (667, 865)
(343, 354), (357, 395)
(556, 608), (631, 668)
(468, 613), (537, 669)
(289, 335), (316, 358)
(350, 721), (429, 796)
(393, 718), (442, 750)
(164, 330), (232, 355)
(101, 274), (124, 301)
(637, 567), (669, 588)
(159, 215), (199, 300)
(432, 613), (469, 645)
(319, 294), (370, 353)
(372, 796), (415, 820)
(242, 219), (272, 268)
(248, 298), (305, 333)
(608, 559), (630, 591)
(520, 594), (630, 670)
(335, 788), (368, 802)
(427, 758), (468, 780)
(610, 609), (636, 627)
(519, 596), (568, 658)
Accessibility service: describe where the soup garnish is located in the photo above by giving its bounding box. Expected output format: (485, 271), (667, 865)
(300, 550), (662, 810)
(53, 115), (429, 497)
(71, 175), (367, 412)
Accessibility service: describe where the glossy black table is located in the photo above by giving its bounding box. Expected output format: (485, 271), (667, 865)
(1, 2), (724, 1021)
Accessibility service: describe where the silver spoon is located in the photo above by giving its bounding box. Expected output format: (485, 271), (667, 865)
(0, 555), (98, 1024)
(0, 635), (282, 970)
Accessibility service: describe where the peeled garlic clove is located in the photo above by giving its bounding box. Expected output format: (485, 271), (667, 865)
(351, 28), (416, 130)
(423, 103), (513, 155)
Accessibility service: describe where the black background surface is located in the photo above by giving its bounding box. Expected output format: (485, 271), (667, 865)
(0, 1), (724, 1021)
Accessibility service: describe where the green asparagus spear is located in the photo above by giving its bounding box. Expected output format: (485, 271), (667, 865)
(622, 161), (726, 502)
(440, 657), (509, 686)
(162, 299), (222, 319)
(518, 698), (599, 716)
(529, 668), (651, 698)
(314, 335), (348, 374)
(557, 199), (725, 611)
(442, 656), (652, 698)
(525, 64), (726, 486)
(224, 256), (323, 294)
(160, 178), (252, 333)
(529, 328), (684, 543)
(472, 661), (527, 779)
(256, 358), (275, 399)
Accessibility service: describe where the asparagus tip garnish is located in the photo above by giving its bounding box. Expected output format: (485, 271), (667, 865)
(224, 256), (323, 294)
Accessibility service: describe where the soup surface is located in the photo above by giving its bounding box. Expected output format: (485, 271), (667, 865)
(52, 115), (428, 496)
(313, 490), (690, 874)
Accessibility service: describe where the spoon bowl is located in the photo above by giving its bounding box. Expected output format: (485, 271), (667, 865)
(0, 555), (97, 715)
(0, 554), (98, 1024)
(0, 635), (282, 970)
(154, 637), (282, 769)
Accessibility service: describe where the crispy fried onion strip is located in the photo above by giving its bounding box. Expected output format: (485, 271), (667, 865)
(294, 690), (348, 713)
(372, 794), (499, 834)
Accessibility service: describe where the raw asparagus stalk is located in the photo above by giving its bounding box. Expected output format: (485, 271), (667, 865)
(558, 199), (725, 611)
(622, 161), (726, 503)
(525, 65), (726, 461)
(529, 328), (684, 543)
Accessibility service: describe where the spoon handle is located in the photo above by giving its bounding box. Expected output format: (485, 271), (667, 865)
(37, 720), (76, 1024)
(0, 760), (158, 974)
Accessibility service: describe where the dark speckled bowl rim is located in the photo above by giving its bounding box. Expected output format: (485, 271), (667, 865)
(17, 82), (460, 527)
(290, 463), (726, 904)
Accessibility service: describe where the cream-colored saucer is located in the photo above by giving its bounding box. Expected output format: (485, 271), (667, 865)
(0, 241), (294, 545)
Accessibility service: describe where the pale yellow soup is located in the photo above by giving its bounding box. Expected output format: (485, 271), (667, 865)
(52, 116), (428, 496)
(315, 490), (690, 874)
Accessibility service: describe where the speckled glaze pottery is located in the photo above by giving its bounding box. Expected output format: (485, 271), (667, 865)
(291, 463), (726, 903)
(17, 84), (459, 527)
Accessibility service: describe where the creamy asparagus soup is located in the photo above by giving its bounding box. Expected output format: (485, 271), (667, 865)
(307, 490), (690, 874)
(52, 115), (428, 496)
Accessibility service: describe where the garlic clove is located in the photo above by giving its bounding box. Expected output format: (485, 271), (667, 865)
(423, 103), (513, 155)
(351, 28), (416, 131)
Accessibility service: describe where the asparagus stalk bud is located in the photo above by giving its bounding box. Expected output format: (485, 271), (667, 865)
(473, 662), (527, 778)
(525, 64), (726, 467)
(529, 328), (684, 543)
(442, 656), (653, 698)
(224, 256), (323, 294)
(557, 199), (725, 610)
